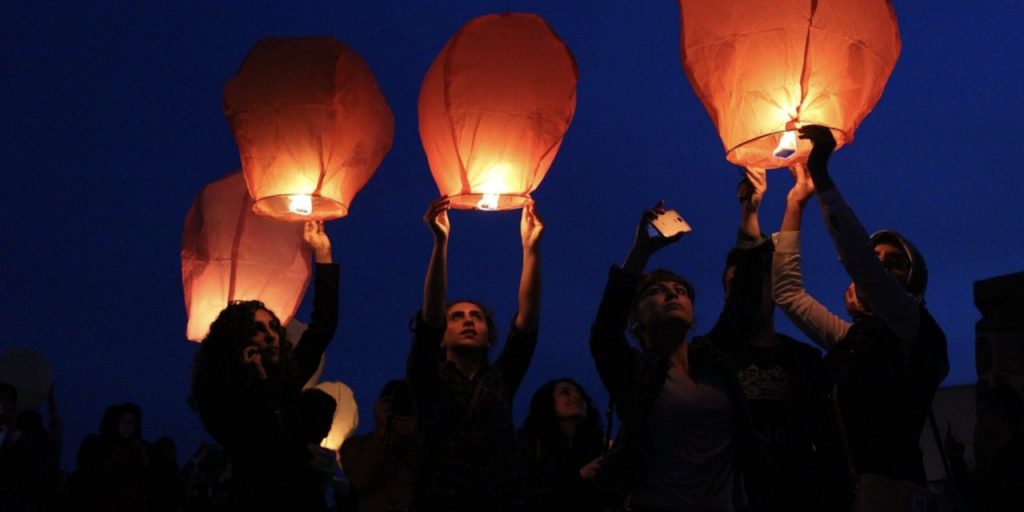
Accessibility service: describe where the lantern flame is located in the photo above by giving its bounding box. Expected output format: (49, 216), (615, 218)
(288, 194), (313, 216)
(476, 193), (501, 210)
(473, 162), (512, 211)
(773, 131), (798, 159)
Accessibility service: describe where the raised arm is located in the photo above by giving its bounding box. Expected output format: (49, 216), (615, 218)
(772, 163), (850, 349)
(422, 196), (451, 327)
(621, 200), (683, 275)
(798, 125), (920, 347)
(703, 169), (772, 350)
(514, 202), (543, 331)
(738, 167), (766, 238)
(294, 221), (340, 380)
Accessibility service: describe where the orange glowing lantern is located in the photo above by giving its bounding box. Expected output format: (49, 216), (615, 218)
(224, 37), (394, 221)
(181, 172), (312, 342)
(678, 0), (901, 169)
(419, 13), (578, 210)
(314, 381), (359, 451)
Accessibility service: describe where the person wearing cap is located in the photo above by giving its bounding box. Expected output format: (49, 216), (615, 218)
(771, 125), (949, 509)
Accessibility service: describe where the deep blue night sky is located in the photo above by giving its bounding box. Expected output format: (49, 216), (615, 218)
(3, 1), (1022, 470)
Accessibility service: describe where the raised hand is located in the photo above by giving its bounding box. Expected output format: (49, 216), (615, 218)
(241, 345), (268, 380)
(623, 200), (683, 274)
(738, 166), (767, 212)
(423, 196), (451, 242)
(579, 456), (604, 480)
(798, 125), (836, 175)
(303, 221), (332, 263)
(786, 163), (815, 206)
(520, 202), (544, 251)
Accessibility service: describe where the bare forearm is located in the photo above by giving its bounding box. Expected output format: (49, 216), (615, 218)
(622, 246), (652, 275)
(422, 239), (447, 326)
(781, 200), (806, 232)
(740, 207), (760, 238)
(515, 246), (541, 330)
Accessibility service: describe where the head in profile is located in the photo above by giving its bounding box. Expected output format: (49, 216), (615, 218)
(189, 301), (296, 421)
(845, 230), (929, 317)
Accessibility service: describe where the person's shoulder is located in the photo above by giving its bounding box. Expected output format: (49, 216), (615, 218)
(774, 333), (823, 357)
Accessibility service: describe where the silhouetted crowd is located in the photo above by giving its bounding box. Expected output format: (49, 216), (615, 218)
(3, 128), (1023, 512)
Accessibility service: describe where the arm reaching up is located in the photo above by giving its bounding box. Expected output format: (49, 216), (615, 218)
(422, 196), (451, 327)
(622, 200), (683, 275)
(515, 202), (543, 331)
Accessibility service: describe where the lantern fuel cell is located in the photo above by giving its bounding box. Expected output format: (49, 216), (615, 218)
(773, 131), (798, 159)
(651, 209), (693, 238)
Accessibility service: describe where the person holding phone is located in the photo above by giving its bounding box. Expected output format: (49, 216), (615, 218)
(771, 125), (948, 509)
(589, 200), (766, 512)
(189, 220), (338, 512)
(407, 196), (543, 511)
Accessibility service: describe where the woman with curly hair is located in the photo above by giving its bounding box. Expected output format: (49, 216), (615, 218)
(189, 220), (338, 512)
(519, 378), (605, 512)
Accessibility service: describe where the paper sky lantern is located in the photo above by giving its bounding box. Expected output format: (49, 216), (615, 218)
(224, 37), (394, 221)
(678, 0), (901, 169)
(419, 13), (578, 210)
(181, 172), (312, 342)
(314, 381), (359, 451)
(0, 348), (53, 413)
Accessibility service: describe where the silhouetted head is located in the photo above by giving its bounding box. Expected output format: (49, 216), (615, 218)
(521, 378), (603, 452)
(0, 382), (16, 426)
(100, 402), (142, 441)
(845, 230), (929, 316)
(722, 248), (774, 329)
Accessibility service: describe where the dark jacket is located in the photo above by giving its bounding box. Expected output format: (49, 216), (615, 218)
(589, 238), (770, 506)
(406, 313), (538, 512)
(202, 263), (339, 512)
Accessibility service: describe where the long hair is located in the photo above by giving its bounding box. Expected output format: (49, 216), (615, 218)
(188, 300), (294, 432)
(520, 378), (604, 463)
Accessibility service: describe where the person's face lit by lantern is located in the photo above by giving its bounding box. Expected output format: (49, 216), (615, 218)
(552, 381), (586, 421)
(634, 280), (694, 352)
(251, 309), (282, 364)
(441, 302), (490, 351)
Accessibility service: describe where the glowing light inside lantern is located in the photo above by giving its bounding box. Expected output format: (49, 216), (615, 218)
(288, 194), (313, 215)
(474, 162), (513, 210)
(476, 193), (500, 210)
(773, 130), (798, 159)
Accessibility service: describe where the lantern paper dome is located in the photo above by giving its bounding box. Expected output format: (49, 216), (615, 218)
(419, 13), (578, 210)
(224, 37), (394, 221)
(314, 381), (359, 451)
(181, 172), (312, 342)
(678, 0), (901, 169)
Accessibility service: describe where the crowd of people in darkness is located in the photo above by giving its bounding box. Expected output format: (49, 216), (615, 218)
(2, 127), (1022, 512)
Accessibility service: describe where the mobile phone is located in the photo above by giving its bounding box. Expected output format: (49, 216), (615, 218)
(650, 209), (692, 238)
